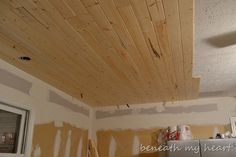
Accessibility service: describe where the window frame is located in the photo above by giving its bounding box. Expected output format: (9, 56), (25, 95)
(0, 99), (34, 157)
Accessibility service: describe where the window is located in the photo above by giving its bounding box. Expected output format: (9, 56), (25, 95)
(0, 102), (32, 157)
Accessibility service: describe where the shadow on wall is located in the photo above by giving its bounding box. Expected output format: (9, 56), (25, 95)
(205, 31), (236, 48)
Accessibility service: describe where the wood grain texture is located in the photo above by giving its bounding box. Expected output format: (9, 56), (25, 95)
(0, 0), (199, 106)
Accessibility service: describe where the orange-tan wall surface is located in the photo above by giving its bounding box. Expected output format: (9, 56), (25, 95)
(31, 122), (88, 157)
(93, 97), (236, 157)
(96, 124), (230, 157)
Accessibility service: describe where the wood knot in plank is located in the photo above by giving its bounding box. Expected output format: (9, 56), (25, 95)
(148, 38), (161, 58)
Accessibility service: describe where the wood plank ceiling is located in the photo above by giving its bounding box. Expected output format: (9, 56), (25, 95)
(0, 0), (200, 106)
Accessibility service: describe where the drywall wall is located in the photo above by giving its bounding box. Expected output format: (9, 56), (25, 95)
(94, 97), (236, 157)
(32, 122), (88, 157)
(0, 59), (93, 156)
(94, 97), (236, 130)
(96, 125), (227, 157)
(2, 57), (236, 157)
(96, 103), (218, 119)
(49, 90), (90, 117)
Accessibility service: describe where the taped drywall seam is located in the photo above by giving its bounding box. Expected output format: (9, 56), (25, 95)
(132, 134), (140, 156)
(53, 129), (61, 157)
(64, 130), (72, 157)
(96, 104), (218, 119)
(109, 136), (117, 157)
(76, 136), (83, 157)
(0, 68), (32, 94)
(49, 90), (90, 117)
(33, 144), (41, 157)
(54, 121), (63, 127)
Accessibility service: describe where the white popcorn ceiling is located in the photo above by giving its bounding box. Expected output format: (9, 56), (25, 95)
(194, 0), (236, 97)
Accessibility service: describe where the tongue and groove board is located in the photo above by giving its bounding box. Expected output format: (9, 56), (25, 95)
(0, 0), (199, 106)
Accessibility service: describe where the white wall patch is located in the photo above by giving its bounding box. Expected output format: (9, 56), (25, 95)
(109, 136), (117, 157)
(132, 135), (140, 155)
(76, 136), (83, 157)
(64, 130), (72, 157)
(33, 144), (41, 157)
(53, 130), (61, 157)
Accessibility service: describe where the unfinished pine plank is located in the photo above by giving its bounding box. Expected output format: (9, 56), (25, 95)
(179, 0), (195, 99)
(145, 0), (179, 100)
(45, 0), (142, 102)
(10, 1), (115, 80)
(113, 0), (167, 100)
(5, 0), (154, 105)
(0, 0), (199, 106)
(95, 0), (160, 101)
(0, 27), (115, 105)
(64, 0), (88, 15)
(69, 23), (140, 101)
(161, 0), (187, 99)
(64, 1), (143, 101)
(0, 32), (105, 105)
(80, 0), (152, 101)
(0, 1), (130, 105)
(145, 0), (165, 23)
(22, 0), (136, 105)
(48, 0), (76, 19)
(12, 0), (139, 100)
(129, 0), (174, 100)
